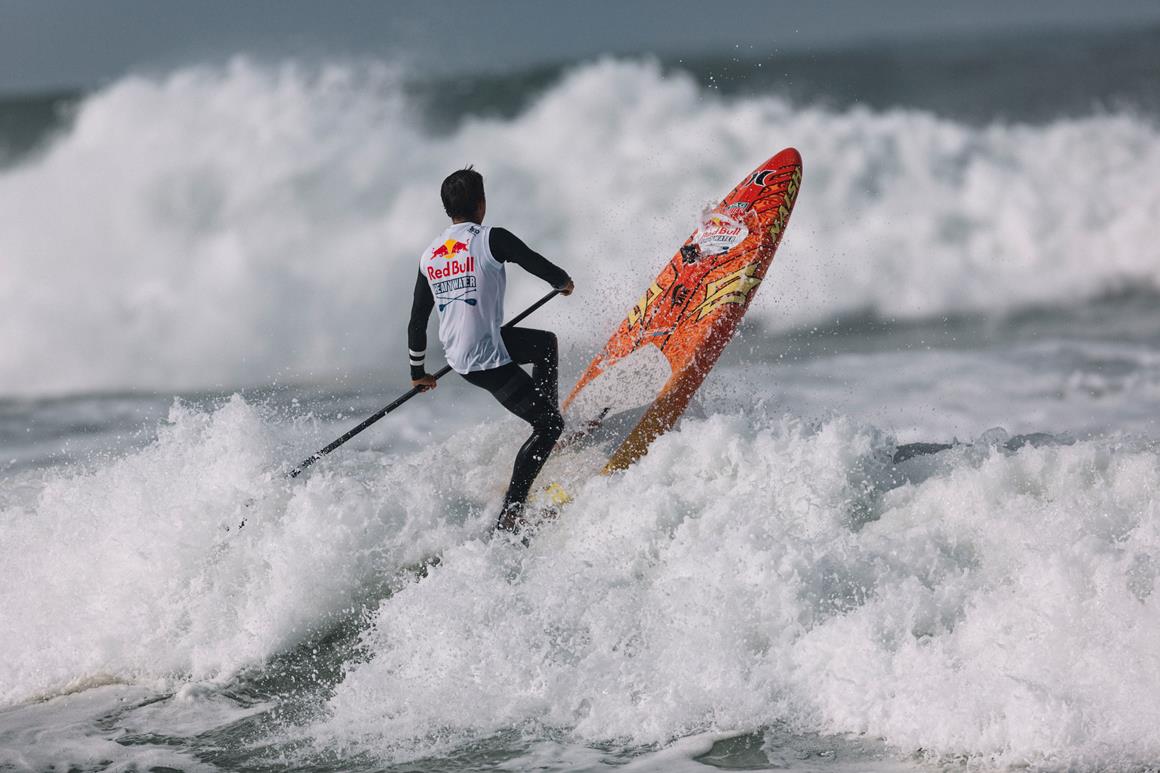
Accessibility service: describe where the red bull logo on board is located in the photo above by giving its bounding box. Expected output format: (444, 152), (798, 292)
(692, 212), (748, 256)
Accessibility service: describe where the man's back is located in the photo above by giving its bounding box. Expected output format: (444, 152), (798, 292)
(418, 222), (510, 375)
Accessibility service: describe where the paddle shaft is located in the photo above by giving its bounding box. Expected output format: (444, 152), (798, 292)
(287, 289), (561, 478)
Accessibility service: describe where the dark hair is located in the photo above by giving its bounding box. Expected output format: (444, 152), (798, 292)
(440, 166), (485, 220)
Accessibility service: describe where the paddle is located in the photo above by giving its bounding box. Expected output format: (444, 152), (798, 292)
(286, 289), (562, 478)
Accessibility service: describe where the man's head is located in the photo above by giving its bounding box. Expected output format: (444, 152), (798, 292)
(441, 166), (486, 223)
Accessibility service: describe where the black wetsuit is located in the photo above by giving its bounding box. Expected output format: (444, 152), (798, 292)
(408, 227), (571, 529)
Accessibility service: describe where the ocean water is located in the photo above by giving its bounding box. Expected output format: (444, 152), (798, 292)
(2, 26), (1160, 772)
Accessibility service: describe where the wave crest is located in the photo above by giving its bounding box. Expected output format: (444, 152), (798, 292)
(1, 57), (1157, 394)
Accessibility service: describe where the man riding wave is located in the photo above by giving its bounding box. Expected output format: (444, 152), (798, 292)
(407, 166), (574, 533)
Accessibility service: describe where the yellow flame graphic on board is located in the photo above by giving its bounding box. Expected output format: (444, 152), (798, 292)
(693, 263), (761, 320)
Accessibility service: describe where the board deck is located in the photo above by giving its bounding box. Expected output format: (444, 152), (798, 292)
(531, 148), (803, 509)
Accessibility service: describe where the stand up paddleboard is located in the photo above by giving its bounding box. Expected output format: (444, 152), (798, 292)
(531, 148), (803, 509)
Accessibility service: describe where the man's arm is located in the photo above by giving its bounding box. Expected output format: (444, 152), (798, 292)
(489, 227), (572, 291)
(407, 270), (437, 390)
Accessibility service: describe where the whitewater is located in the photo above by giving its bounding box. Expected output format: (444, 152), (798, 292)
(0, 57), (1158, 395)
(2, 53), (1160, 772)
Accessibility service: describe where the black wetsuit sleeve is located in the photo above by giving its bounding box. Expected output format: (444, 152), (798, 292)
(489, 227), (571, 289)
(407, 270), (434, 380)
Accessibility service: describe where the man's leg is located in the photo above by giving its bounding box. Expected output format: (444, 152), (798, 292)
(500, 327), (559, 407)
(497, 390), (564, 530)
(461, 358), (564, 531)
(495, 327), (564, 528)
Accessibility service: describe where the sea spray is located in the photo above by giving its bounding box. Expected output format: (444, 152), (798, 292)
(3, 398), (1159, 768)
(0, 395), (500, 706)
(1, 58), (1158, 395)
(311, 412), (1160, 768)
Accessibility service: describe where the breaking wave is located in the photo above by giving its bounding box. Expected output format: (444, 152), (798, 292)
(2, 398), (1160, 769)
(1, 57), (1158, 395)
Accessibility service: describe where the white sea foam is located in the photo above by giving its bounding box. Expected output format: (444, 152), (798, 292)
(309, 413), (1160, 768)
(2, 397), (1159, 768)
(0, 396), (501, 707)
(0, 58), (1157, 395)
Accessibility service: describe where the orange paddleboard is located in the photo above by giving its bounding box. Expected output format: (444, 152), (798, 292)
(562, 148), (803, 473)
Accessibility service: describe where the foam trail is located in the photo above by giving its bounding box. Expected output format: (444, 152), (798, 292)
(311, 415), (1160, 769)
(0, 58), (1158, 395)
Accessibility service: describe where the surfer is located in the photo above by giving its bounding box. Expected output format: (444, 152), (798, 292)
(407, 166), (574, 533)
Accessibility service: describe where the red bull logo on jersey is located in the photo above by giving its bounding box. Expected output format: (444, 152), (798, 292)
(432, 239), (468, 259)
(426, 238), (475, 280)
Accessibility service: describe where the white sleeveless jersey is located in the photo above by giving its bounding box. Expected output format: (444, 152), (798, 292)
(419, 222), (512, 374)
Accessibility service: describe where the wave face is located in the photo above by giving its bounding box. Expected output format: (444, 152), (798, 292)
(3, 398), (1160, 769)
(1, 57), (1158, 395)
